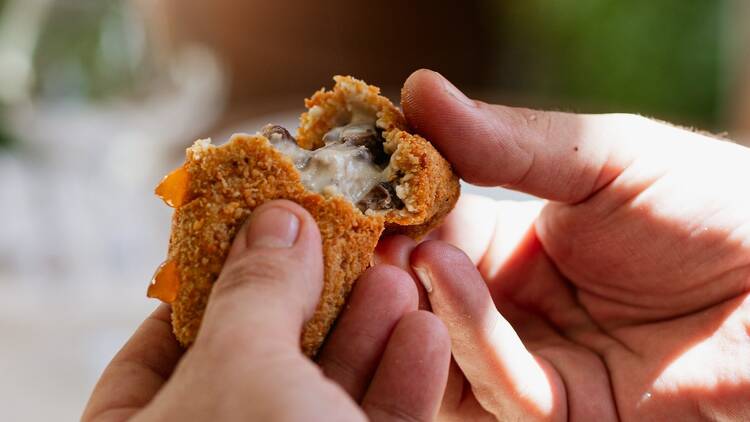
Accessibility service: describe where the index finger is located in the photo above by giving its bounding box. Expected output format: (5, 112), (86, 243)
(82, 304), (183, 422)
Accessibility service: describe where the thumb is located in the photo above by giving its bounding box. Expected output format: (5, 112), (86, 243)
(197, 200), (323, 351)
(401, 69), (677, 203)
(410, 241), (566, 421)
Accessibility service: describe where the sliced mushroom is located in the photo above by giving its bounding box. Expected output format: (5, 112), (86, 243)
(356, 182), (404, 212)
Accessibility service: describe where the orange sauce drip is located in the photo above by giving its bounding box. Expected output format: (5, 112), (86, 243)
(147, 260), (180, 303)
(155, 166), (189, 207)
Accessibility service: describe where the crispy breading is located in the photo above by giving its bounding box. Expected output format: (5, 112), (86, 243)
(162, 76), (460, 357)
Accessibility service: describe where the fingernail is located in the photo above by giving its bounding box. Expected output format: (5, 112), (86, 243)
(412, 266), (434, 294)
(245, 206), (300, 249)
(435, 71), (475, 108)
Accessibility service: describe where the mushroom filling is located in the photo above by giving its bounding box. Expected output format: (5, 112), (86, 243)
(261, 123), (403, 212)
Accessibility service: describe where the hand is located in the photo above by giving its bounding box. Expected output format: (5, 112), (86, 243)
(376, 70), (750, 421)
(82, 200), (451, 422)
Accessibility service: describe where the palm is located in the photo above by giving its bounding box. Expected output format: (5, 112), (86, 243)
(433, 165), (750, 421)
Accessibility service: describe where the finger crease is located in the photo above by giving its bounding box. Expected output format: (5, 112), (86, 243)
(363, 401), (424, 422)
(321, 354), (368, 395)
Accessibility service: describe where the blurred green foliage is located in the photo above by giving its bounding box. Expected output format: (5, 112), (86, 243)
(0, 120), (12, 149)
(33, 0), (146, 101)
(0, 0), (146, 152)
(0, 1), (10, 149)
(491, 0), (721, 129)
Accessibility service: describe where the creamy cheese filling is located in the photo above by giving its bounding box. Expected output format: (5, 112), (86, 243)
(261, 122), (402, 212)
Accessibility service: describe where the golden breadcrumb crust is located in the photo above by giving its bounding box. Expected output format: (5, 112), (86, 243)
(165, 76), (459, 357)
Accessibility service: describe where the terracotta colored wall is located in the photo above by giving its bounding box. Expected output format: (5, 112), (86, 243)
(153, 0), (492, 106)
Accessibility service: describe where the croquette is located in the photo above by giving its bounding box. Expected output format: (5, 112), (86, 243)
(150, 76), (460, 357)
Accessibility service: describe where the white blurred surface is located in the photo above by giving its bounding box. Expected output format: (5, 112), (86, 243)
(0, 283), (155, 421)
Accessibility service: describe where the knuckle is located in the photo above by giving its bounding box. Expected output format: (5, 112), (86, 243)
(213, 253), (296, 298)
(321, 353), (366, 391)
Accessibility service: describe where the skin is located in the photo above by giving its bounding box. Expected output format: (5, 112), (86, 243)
(84, 69), (750, 421)
(82, 200), (451, 422)
(374, 69), (750, 421)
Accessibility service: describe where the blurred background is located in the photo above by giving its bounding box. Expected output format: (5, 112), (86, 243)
(0, 1), (748, 420)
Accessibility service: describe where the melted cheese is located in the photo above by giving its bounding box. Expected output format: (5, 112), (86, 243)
(265, 121), (388, 204)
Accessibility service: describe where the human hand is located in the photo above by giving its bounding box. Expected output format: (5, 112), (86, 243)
(82, 200), (450, 422)
(375, 69), (750, 421)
